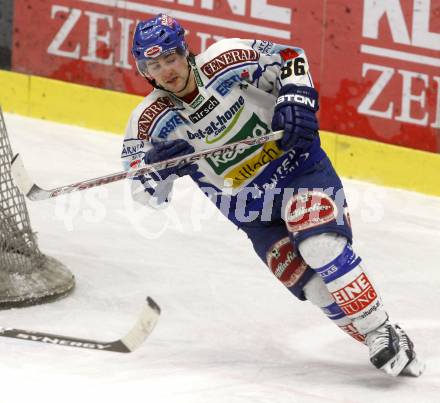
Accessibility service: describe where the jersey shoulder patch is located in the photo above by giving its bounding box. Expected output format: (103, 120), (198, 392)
(135, 92), (176, 140)
(198, 38), (259, 80)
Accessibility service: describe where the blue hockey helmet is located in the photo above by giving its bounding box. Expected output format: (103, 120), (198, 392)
(132, 14), (187, 76)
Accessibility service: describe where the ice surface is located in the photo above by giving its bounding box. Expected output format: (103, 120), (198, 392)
(0, 113), (439, 403)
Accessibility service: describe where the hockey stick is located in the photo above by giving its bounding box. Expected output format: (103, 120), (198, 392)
(0, 297), (160, 353)
(11, 130), (284, 201)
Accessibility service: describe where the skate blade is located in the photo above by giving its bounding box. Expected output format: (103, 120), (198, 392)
(380, 348), (410, 376)
(400, 356), (426, 377)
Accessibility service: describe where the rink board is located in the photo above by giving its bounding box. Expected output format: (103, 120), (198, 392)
(6, 0), (439, 153)
(0, 69), (439, 197)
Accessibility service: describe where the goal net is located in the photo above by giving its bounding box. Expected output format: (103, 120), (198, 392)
(0, 107), (75, 309)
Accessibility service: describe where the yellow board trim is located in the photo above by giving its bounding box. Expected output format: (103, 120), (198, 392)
(320, 130), (440, 197)
(0, 70), (142, 134)
(1, 69), (439, 196)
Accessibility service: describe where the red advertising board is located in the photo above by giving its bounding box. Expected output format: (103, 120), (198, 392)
(11, 0), (440, 152)
(321, 1), (440, 152)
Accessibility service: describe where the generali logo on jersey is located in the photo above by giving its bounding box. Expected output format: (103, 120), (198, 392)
(201, 49), (259, 78)
(138, 97), (174, 140)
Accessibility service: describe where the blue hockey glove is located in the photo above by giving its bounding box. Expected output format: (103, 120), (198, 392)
(144, 139), (197, 180)
(271, 84), (319, 151)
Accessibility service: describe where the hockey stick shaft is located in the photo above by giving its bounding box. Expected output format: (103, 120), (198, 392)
(0, 297), (161, 353)
(11, 130), (283, 201)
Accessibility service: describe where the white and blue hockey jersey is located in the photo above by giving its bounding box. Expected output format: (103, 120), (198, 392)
(122, 38), (326, 223)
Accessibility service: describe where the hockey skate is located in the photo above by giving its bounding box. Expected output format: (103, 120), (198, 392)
(365, 321), (425, 377)
(396, 324), (426, 377)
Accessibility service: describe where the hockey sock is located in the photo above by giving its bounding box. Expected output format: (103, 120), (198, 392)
(303, 274), (365, 342)
(299, 233), (388, 335)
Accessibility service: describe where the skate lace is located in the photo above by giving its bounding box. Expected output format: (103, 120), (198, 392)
(399, 333), (410, 349)
(368, 325), (393, 354)
(395, 325), (414, 358)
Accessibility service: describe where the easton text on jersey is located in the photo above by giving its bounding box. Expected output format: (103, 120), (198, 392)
(201, 49), (259, 78)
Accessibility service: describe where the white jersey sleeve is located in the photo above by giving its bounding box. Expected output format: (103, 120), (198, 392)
(198, 38), (314, 97)
(122, 95), (178, 207)
(251, 39), (314, 90)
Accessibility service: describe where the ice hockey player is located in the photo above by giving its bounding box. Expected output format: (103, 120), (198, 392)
(121, 13), (424, 377)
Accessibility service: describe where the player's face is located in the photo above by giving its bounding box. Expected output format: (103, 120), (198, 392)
(145, 52), (190, 94)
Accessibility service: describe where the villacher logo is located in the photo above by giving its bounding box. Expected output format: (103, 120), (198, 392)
(188, 96), (220, 123)
(266, 237), (308, 288)
(227, 144), (282, 187)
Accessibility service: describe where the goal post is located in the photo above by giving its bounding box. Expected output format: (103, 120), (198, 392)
(0, 106), (75, 309)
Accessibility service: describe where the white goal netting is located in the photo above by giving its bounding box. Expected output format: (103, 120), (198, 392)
(0, 107), (74, 309)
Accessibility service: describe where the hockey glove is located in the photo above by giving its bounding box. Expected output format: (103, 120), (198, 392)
(271, 84), (319, 151)
(144, 139), (197, 180)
